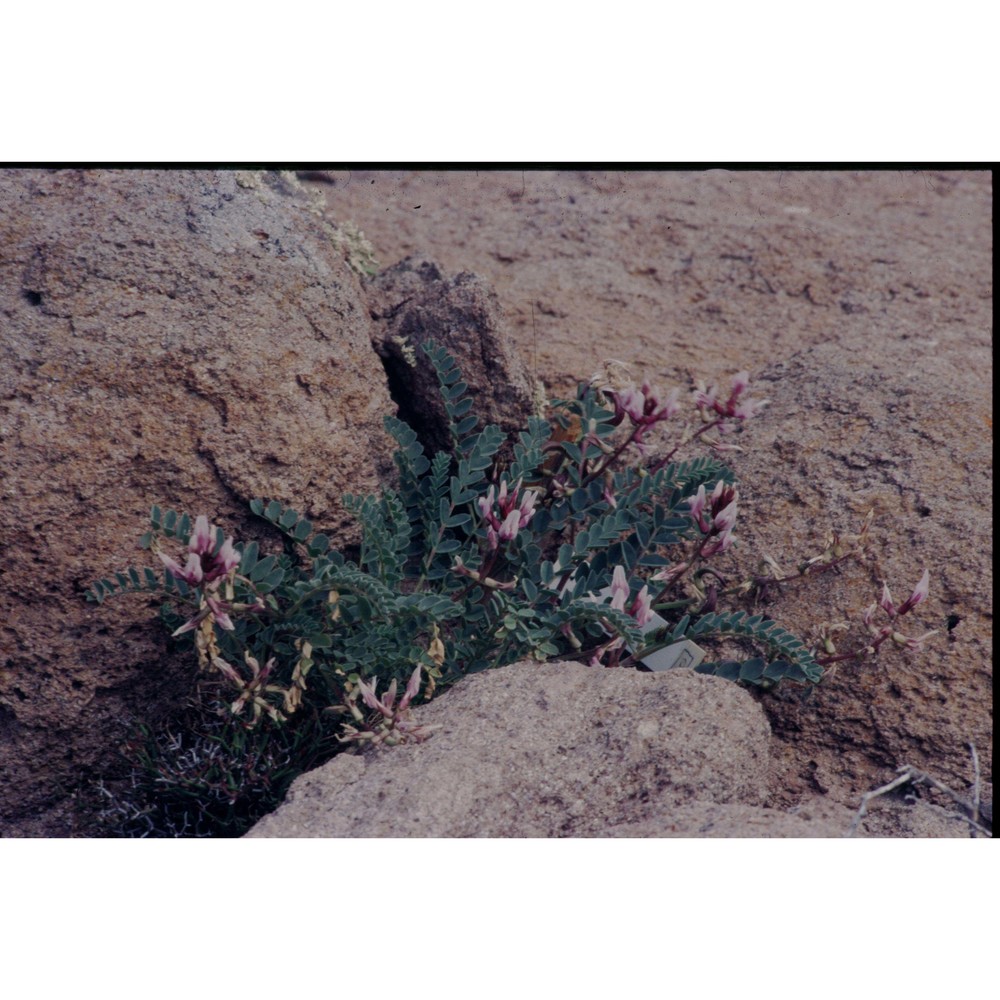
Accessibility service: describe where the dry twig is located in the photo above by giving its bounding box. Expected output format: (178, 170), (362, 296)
(847, 742), (991, 838)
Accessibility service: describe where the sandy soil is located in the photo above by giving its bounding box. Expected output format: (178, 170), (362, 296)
(312, 168), (989, 390)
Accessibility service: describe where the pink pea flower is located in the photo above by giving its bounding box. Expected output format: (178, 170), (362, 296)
(158, 549), (201, 587)
(702, 530), (735, 557)
(158, 550), (206, 587)
(205, 594), (235, 631)
(878, 570), (930, 620)
(478, 478), (538, 549)
(607, 566), (653, 627)
(897, 569), (930, 616)
(879, 582), (896, 617)
(403, 662), (423, 706)
(171, 612), (204, 637)
(170, 594), (237, 636)
(194, 514), (216, 547)
(158, 515), (240, 587)
(621, 387), (647, 422)
(711, 480), (732, 504)
(609, 565), (630, 612)
(630, 585), (653, 628)
(353, 665), (425, 727)
(686, 481), (738, 541)
(687, 485), (708, 528)
(607, 381), (681, 440)
(651, 561), (689, 585)
(891, 629), (939, 651)
(733, 397), (767, 421)
(638, 381), (682, 423)
(477, 486), (495, 523)
(498, 509), (522, 543)
(517, 488), (538, 527)
(683, 481), (739, 557)
(713, 498), (739, 534)
(697, 371), (767, 421)
(694, 383), (718, 410)
(358, 675), (394, 718)
(608, 386), (645, 425)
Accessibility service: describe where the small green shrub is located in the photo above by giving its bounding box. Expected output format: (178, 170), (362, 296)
(88, 342), (936, 835)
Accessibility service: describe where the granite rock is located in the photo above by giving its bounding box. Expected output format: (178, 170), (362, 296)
(0, 169), (397, 831)
(246, 659), (774, 837)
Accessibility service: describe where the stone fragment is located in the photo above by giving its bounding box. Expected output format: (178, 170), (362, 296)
(365, 256), (542, 454)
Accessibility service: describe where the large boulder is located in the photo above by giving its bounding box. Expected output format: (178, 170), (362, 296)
(247, 659), (777, 837)
(245, 658), (975, 838)
(0, 169), (398, 833)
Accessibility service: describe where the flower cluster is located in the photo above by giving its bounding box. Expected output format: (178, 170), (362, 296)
(695, 371), (767, 421)
(337, 664), (437, 747)
(216, 651), (285, 725)
(157, 514), (240, 588)
(687, 480), (740, 557)
(477, 477), (538, 549)
(862, 569), (938, 652)
(156, 515), (244, 634)
(606, 380), (682, 444)
(609, 564), (653, 627)
(588, 566), (653, 668)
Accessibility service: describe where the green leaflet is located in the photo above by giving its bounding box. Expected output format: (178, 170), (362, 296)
(681, 610), (823, 684)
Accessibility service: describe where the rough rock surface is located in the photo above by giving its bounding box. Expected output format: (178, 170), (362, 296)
(0, 169), (398, 833)
(246, 660), (780, 837)
(732, 329), (992, 815)
(245, 658), (975, 838)
(365, 256), (540, 453)
(311, 169), (992, 832)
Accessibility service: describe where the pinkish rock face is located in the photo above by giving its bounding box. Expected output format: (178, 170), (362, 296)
(0, 169), (398, 833)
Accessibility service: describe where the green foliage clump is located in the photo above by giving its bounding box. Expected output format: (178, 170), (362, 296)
(88, 342), (936, 835)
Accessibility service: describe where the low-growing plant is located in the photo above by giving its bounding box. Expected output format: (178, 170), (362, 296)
(88, 342), (936, 835)
(92, 694), (333, 838)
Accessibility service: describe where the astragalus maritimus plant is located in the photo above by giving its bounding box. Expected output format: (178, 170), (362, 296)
(87, 341), (937, 835)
